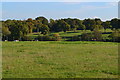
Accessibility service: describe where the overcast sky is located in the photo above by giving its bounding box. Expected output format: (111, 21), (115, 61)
(1, 2), (118, 21)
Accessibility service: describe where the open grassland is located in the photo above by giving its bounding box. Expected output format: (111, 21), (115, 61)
(2, 41), (118, 78)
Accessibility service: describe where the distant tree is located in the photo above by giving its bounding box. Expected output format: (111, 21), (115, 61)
(93, 29), (102, 41)
(109, 30), (120, 42)
(71, 25), (78, 32)
(26, 18), (34, 33)
(95, 18), (102, 25)
(35, 16), (48, 25)
(2, 23), (11, 40)
(34, 21), (42, 32)
(94, 18), (103, 29)
(40, 24), (50, 35)
(62, 21), (70, 32)
(77, 22), (86, 30)
(83, 19), (96, 31)
(49, 19), (55, 31)
(110, 18), (119, 29)
(102, 21), (112, 32)
(51, 19), (70, 32)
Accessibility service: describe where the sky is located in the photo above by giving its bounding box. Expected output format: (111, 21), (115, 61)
(1, 0), (119, 2)
(1, 2), (118, 21)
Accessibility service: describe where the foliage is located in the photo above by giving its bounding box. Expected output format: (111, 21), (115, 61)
(40, 24), (50, 35)
(110, 18), (119, 29)
(81, 29), (102, 41)
(81, 33), (93, 41)
(109, 30), (120, 42)
(2, 16), (120, 42)
(102, 21), (112, 31)
(52, 33), (61, 41)
(92, 29), (102, 41)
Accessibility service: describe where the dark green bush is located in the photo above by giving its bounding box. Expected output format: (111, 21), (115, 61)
(109, 30), (120, 42)
(81, 30), (102, 41)
(81, 33), (93, 41)
(93, 29), (102, 41)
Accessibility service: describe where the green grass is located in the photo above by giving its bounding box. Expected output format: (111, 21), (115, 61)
(2, 41), (118, 78)
(26, 29), (113, 41)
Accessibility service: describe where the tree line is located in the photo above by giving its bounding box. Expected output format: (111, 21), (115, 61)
(1, 16), (120, 42)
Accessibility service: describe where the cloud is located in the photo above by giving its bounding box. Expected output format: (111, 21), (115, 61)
(93, 16), (100, 19)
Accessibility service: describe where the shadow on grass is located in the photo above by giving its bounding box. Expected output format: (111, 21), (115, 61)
(102, 32), (112, 34)
(67, 32), (79, 33)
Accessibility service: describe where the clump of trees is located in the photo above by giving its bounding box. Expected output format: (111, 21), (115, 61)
(1, 16), (120, 42)
(109, 30), (120, 42)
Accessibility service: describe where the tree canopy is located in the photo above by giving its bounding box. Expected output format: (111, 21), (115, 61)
(1, 16), (119, 41)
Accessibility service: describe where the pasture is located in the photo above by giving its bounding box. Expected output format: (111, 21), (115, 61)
(2, 41), (118, 78)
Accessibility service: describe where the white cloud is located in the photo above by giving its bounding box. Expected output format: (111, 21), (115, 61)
(93, 16), (100, 18)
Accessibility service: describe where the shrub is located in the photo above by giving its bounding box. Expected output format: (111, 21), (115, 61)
(93, 29), (102, 41)
(81, 30), (102, 41)
(52, 33), (61, 41)
(81, 33), (93, 41)
(109, 30), (120, 42)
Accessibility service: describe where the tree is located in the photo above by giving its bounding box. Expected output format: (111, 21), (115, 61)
(51, 19), (70, 32)
(26, 18), (34, 33)
(83, 19), (96, 31)
(49, 19), (55, 32)
(40, 24), (50, 35)
(92, 29), (102, 41)
(77, 22), (86, 30)
(102, 21), (112, 32)
(109, 30), (120, 42)
(94, 18), (103, 30)
(34, 20), (42, 32)
(62, 21), (70, 32)
(35, 16), (48, 25)
(2, 24), (11, 40)
(110, 18), (119, 29)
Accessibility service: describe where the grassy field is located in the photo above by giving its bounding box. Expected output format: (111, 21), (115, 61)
(2, 41), (118, 78)
(27, 29), (113, 41)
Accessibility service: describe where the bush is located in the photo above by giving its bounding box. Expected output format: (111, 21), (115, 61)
(51, 33), (61, 41)
(81, 33), (93, 41)
(109, 30), (120, 42)
(81, 30), (102, 41)
(93, 29), (102, 41)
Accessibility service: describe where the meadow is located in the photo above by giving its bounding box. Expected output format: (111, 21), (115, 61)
(2, 41), (118, 78)
(26, 29), (114, 41)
